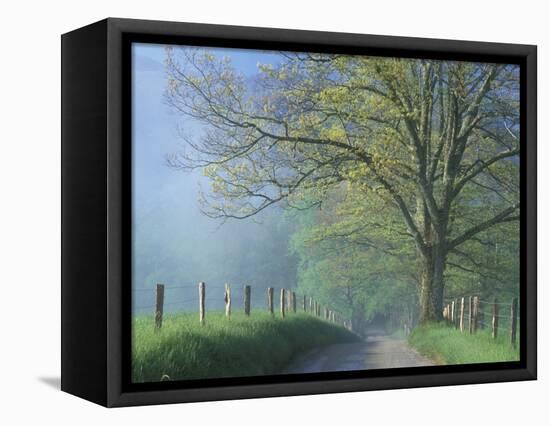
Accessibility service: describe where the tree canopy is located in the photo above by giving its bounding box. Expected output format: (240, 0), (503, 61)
(164, 47), (520, 324)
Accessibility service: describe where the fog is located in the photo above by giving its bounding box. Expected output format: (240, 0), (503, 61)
(132, 44), (297, 313)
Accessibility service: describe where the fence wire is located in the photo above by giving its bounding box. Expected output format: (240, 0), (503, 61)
(132, 282), (350, 333)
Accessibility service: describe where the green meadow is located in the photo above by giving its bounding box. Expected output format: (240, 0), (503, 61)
(132, 311), (359, 382)
(409, 322), (520, 365)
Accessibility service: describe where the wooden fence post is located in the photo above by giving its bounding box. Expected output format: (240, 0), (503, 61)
(492, 298), (499, 339)
(459, 297), (465, 332)
(510, 297), (518, 348)
(267, 287), (274, 316)
(285, 289), (290, 313)
(473, 296), (479, 333)
(224, 283), (231, 319)
(468, 296), (474, 334)
(451, 300), (455, 324)
(280, 288), (286, 318)
(291, 292), (296, 313)
(199, 282), (205, 325)
(155, 283), (164, 330)
(457, 299), (461, 328)
(454, 299), (458, 328)
(244, 285), (251, 316)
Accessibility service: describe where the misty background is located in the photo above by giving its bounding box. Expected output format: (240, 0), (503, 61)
(132, 44), (300, 312)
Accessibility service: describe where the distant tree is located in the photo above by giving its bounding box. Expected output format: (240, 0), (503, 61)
(164, 47), (520, 322)
(291, 218), (417, 333)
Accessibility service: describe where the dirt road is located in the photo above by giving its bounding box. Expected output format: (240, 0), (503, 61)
(282, 329), (433, 374)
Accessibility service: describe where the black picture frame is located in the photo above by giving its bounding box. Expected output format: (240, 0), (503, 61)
(61, 17), (537, 407)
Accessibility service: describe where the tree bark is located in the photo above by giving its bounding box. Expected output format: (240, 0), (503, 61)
(418, 241), (446, 323)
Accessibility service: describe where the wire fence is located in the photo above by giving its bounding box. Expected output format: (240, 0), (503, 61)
(134, 282), (352, 332)
(442, 295), (519, 348)
(134, 283), (268, 311)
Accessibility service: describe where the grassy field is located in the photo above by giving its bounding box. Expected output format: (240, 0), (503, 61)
(409, 322), (519, 365)
(132, 311), (359, 383)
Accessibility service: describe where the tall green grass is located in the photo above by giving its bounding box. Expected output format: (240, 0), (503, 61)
(132, 311), (359, 382)
(409, 322), (519, 365)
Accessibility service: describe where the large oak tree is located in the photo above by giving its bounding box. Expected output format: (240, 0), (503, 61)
(164, 47), (520, 322)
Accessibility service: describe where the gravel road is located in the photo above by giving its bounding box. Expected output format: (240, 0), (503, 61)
(282, 329), (434, 373)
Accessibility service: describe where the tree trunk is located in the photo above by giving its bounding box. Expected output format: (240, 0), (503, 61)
(432, 247), (446, 321)
(419, 252), (434, 322)
(418, 244), (446, 323)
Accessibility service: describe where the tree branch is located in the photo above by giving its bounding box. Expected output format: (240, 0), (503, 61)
(448, 203), (519, 250)
(452, 148), (519, 197)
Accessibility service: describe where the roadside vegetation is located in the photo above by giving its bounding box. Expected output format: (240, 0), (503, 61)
(409, 322), (519, 365)
(132, 311), (359, 382)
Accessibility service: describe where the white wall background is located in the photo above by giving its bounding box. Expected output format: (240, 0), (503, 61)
(0, 0), (545, 423)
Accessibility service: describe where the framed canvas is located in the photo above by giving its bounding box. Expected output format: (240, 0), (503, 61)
(61, 18), (537, 407)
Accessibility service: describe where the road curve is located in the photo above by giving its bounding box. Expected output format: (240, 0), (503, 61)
(282, 331), (434, 374)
